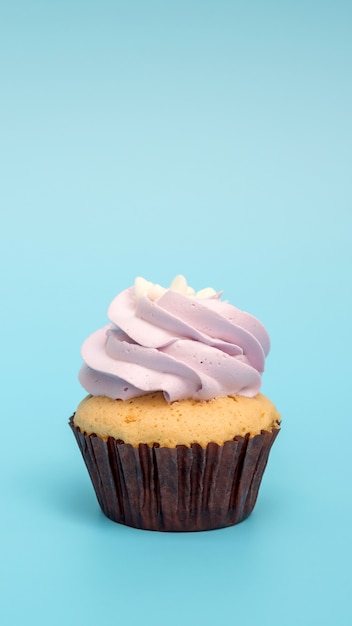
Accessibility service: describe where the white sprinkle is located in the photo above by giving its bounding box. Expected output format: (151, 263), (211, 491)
(134, 274), (217, 302)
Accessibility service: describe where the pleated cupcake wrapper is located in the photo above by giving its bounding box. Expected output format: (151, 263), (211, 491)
(69, 417), (279, 532)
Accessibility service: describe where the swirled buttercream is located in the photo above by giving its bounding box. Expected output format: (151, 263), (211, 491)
(78, 275), (270, 402)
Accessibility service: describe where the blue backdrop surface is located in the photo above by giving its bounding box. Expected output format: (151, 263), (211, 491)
(1, 1), (351, 625)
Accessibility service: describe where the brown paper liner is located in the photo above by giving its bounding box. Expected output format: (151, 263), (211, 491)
(69, 416), (280, 531)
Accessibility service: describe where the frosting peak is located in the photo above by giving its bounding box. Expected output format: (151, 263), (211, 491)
(79, 276), (270, 402)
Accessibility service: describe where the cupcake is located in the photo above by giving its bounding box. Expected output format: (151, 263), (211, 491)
(70, 275), (280, 531)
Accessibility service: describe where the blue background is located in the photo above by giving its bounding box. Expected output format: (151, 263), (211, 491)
(1, 1), (351, 624)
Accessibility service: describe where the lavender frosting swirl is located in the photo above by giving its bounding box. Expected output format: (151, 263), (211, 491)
(78, 277), (270, 402)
